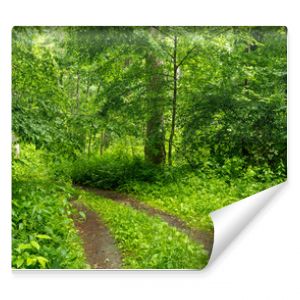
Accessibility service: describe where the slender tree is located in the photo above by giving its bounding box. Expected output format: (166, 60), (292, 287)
(168, 35), (178, 166)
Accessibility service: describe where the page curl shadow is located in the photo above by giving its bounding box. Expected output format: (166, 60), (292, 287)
(208, 181), (287, 267)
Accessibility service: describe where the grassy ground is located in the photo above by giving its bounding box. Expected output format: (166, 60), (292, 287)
(122, 175), (278, 231)
(76, 190), (208, 269)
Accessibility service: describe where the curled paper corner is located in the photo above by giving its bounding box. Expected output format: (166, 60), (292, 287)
(207, 181), (287, 266)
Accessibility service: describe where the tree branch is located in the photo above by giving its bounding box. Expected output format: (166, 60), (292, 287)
(177, 45), (198, 69)
(151, 26), (175, 60)
(151, 26), (174, 39)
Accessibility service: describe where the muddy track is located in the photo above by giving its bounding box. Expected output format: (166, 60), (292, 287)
(72, 201), (122, 269)
(77, 185), (214, 254)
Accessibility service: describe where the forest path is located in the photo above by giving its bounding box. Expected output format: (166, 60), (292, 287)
(76, 185), (214, 254)
(72, 201), (122, 269)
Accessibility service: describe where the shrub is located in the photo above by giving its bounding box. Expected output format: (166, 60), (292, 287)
(72, 154), (163, 190)
(12, 144), (88, 269)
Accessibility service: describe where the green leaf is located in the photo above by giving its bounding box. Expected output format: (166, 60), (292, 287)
(30, 240), (40, 251)
(26, 257), (37, 266)
(16, 257), (24, 268)
(37, 256), (48, 268)
(79, 211), (86, 220)
(36, 234), (52, 240)
(17, 243), (32, 251)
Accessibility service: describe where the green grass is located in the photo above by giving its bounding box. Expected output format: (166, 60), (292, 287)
(122, 173), (279, 231)
(77, 190), (208, 269)
(12, 144), (88, 269)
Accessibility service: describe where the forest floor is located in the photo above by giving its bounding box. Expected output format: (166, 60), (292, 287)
(72, 201), (122, 269)
(73, 185), (214, 268)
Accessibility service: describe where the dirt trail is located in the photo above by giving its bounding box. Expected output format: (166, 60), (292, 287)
(77, 185), (214, 254)
(72, 201), (122, 269)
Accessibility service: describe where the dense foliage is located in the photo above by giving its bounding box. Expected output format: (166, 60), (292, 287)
(12, 26), (287, 269)
(12, 145), (88, 269)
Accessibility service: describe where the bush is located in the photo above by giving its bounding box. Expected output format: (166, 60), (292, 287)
(72, 154), (163, 190)
(12, 144), (88, 269)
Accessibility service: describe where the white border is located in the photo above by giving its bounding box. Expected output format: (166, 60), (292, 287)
(1, 1), (299, 299)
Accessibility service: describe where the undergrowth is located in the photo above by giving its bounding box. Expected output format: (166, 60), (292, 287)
(72, 154), (285, 231)
(12, 144), (88, 269)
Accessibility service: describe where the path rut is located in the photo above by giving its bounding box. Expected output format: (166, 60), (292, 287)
(72, 201), (122, 269)
(77, 185), (214, 254)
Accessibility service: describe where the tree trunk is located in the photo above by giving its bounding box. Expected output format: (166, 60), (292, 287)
(88, 132), (92, 156)
(244, 44), (251, 92)
(130, 136), (135, 157)
(144, 53), (166, 165)
(86, 80), (90, 99)
(76, 72), (80, 111)
(100, 130), (110, 156)
(168, 35), (178, 166)
(100, 130), (104, 156)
